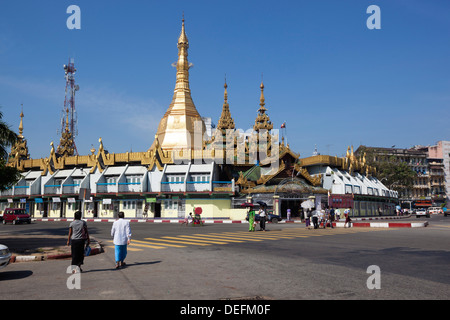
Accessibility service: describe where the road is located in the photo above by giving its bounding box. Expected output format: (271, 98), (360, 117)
(0, 215), (449, 303)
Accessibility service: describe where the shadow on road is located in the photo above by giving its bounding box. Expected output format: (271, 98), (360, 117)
(0, 270), (33, 281)
(83, 260), (162, 273)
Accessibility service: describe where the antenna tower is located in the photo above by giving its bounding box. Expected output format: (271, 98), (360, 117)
(58, 58), (79, 155)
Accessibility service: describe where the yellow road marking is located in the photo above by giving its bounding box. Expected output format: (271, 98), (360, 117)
(160, 236), (211, 246)
(132, 239), (186, 248)
(168, 235), (230, 244)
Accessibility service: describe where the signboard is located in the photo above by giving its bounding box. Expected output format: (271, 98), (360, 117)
(414, 200), (432, 207)
(146, 198), (156, 203)
(103, 198), (112, 205)
(35, 198), (43, 203)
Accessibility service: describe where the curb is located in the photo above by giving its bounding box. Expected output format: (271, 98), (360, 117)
(333, 221), (428, 228)
(31, 215), (426, 228)
(10, 240), (104, 263)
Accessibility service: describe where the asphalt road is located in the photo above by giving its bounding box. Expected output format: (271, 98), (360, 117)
(1, 215), (449, 304)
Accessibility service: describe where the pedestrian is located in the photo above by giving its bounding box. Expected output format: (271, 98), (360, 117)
(247, 206), (256, 232)
(312, 209), (319, 229)
(259, 207), (267, 231)
(111, 211), (132, 269)
(335, 208), (341, 221)
(182, 212), (191, 226)
(329, 207), (335, 228)
(67, 210), (90, 273)
(344, 209), (352, 228)
(319, 209), (327, 229)
(305, 208), (312, 229)
(287, 208), (291, 221)
(143, 203), (149, 218)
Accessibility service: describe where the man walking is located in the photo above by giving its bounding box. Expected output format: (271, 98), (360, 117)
(111, 211), (132, 269)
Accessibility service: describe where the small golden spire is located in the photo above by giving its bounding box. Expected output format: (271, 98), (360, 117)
(65, 108), (70, 131)
(217, 77), (235, 132)
(178, 13), (189, 46)
(259, 81), (266, 111)
(18, 104), (24, 138)
(253, 80), (273, 132)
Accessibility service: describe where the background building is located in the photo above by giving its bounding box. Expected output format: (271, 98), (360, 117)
(357, 144), (448, 209)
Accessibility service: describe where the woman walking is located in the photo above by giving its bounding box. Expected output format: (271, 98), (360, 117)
(111, 211), (132, 269)
(248, 207), (256, 232)
(67, 210), (90, 273)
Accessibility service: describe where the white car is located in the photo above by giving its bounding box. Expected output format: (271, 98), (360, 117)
(0, 244), (12, 270)
(427, 207), (443, 215)
(415, 208), (430, 218)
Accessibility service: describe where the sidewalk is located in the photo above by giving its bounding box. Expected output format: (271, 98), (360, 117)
(6, 236), (103, 263)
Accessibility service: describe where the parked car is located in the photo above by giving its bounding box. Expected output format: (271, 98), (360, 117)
(0, 244), (12, 270)
(415, 208), (430, 218)
(255, 213), (282, 223)
(427, 207), (443, 215)
(2, 208), (31, 225)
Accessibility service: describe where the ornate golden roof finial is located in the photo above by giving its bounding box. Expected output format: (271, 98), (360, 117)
(259, 81), (266, 111)
(56, 107), (75, 157)
(253, 79), (273, 132)
(7, 106), (30, 166)
(178, 13), (188, 46)
(217, 76), (235, 133)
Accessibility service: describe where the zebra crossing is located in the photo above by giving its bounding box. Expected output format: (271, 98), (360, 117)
(106, 227), (389, 252)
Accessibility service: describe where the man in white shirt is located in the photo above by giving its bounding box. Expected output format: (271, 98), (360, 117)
(111, 211), (132, 269)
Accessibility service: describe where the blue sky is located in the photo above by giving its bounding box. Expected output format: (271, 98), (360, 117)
(0, 0), (449, 159)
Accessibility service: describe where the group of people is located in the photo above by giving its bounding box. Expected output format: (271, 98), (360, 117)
(246, 206), (267, 232)
(304, 207), (352, 229)
(67, 210), (132, 273)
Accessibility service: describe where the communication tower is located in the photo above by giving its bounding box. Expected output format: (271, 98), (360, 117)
(57, 58), (79, 156)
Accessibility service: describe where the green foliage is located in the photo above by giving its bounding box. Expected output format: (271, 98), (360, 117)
(0, 108), (21, 190)
(357, 146), (416, 192)
(0, 159), (21, 191)
(376, 156), (416, 191)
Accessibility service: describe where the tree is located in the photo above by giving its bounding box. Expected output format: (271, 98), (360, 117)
(376, 156), (416, 192)
(356, 146), (416, 193)
(0, 108), (20, 191)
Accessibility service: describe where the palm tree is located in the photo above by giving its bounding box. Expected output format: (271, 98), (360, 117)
(0, 109), (18, 159)
(0, 108), (20, 191)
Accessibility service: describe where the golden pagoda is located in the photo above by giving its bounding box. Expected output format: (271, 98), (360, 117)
(150, 18), (206, 155)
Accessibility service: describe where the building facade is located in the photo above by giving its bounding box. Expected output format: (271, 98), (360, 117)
(356, 144), (448, 209)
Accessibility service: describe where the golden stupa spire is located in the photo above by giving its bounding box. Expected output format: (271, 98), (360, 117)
(216, 76), (235, 133)
(8, 105), (30, 165)
(253, 80), (273, 132)
(151, 16), (205, 154)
